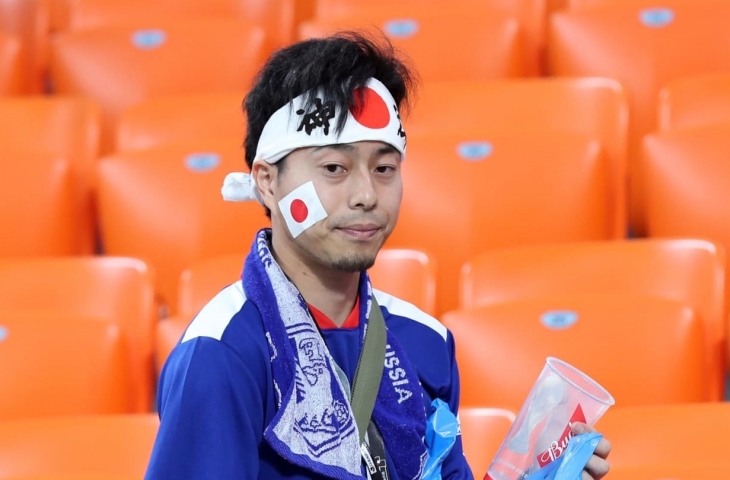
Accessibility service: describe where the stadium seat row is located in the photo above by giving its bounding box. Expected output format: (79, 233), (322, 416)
(2, 1), (730, 241)
(1, 1), (729, 161)
(461, 402), (730, 479)
(0, 237), (726, 422)
(8, 73), (730, 315)
(0, 402), (729, 478)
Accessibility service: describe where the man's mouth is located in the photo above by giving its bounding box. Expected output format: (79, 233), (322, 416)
(335, 224), (382, 240)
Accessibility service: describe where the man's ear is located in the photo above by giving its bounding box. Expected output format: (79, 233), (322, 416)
(251, 161), (277, 212)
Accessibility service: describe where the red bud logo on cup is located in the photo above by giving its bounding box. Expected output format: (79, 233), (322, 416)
(536, 405), (587, 467)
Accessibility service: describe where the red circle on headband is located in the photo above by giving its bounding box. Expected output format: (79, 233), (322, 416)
(350, 87), (390, 129)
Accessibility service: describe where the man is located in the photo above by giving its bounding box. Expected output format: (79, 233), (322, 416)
(145, 32), (611, 479)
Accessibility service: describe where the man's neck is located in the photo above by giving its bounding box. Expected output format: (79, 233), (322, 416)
(271, 233), (360, 328)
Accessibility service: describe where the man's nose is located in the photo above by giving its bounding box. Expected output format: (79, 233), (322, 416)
(348, 169), (377, 210)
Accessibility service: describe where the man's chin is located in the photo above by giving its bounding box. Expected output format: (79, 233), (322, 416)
(330, 254), (378, 273)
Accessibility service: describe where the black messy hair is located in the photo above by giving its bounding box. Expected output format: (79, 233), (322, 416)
(243, 30), (418, 170)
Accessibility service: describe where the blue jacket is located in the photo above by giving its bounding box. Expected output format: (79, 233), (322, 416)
(145, 281), (475, 479)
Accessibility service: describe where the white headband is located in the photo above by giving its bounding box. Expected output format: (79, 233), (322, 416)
(221, 77), (406, 203)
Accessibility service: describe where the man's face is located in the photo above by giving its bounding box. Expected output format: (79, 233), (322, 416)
(267, 140), (402, 272)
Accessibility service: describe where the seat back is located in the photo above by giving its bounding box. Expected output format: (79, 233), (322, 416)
(176, 248), (436, 318)
(0, 32), (22, 95)
(0, 154), (76, 257)
(598, 402), (730, 469)
(0, 96), (101, 253)
(458, 407), (516, 479)
(156, 247), (437, 370)
(0, 0), (50, 92)
(442, 294), (706, 409)
(51, 19), (266, 152)
(0, 313), (127, 420)
(178, 253), (245, 318)
(313, 0), (546, 74)
(405, 78), (628, 237)
(96, 141), (268, 313)
(299, 10), (525, 81)
(549, 2), (730, 233)
(68, 0), (294, 48)
(369, 249), (437, 316)
(388, 131), (613, 314)
(156, 251), (244, 372)
(116, 92), (245, 152)
(0, 257), (156, 412)
(460, 239), (726, 400)
(0, 415), (158, 478)
(642, 125), (730, 368)
(658, 73), (730, 132)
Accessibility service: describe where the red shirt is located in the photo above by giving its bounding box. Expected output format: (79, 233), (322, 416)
(308, 296), (360, 330)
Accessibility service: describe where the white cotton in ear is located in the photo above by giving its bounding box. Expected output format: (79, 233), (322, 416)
(221, 172), (263, 203)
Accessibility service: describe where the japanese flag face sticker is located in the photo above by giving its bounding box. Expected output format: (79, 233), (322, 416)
(278, 181), (328, 238)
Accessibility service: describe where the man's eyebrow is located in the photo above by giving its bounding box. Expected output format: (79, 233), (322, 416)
(313, 144), (356, 152)
(375, 144), (399, 156)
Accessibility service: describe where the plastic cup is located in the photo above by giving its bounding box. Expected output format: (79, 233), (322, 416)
(486, 357), (615, 480)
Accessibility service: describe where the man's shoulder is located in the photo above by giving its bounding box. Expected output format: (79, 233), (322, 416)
(162, 281), (269, 382)
(373, 288), (448, 342)
(181, 280), (250, 342)
(179, 281), (267, 353)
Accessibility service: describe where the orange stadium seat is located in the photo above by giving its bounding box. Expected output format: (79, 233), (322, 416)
(156, 253), (243, 372)
(442, 294), (706, 409)
(96, 141), (268, 314)
(0, 32), (22, 95)
(67, 0), (295, 50)
(0, 313), (127, 420)
(548, 2), (730, 233)
(547, 0), (568, 13)
(658, 73), (730, 132)
(460, 238), (726, 400)
(0, 0), (50, 93)
(459, 407), (516, 479)
(155, 316), (188, 374)
(50, 19), (266, 153)
(314, 0), (546, 74)
(177, 253), (245, 318)
(0, 96), (101, 254)
(405, 78), (628, 238)
(0, 414), (158, 479)
(299, 10), (525, 81)
(597, 402), (730, 469)
(49, 0), (70, 31)
(116, 92), (246, 152)
(370, 249), (437, 316)
(642, 125), (730, 366)
(155, 248), (436, 371)
(0, 154), (76, 257)
(173, 249), (437, 319)
(0, 257), (156, 412)
(386, 131), (614, 314)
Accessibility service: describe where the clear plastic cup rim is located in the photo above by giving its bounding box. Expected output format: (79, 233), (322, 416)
(546, 356), (616, 407)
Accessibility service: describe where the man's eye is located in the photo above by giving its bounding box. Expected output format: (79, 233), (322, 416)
(325, 164), (344, 173)
(375, 165), (395, 173)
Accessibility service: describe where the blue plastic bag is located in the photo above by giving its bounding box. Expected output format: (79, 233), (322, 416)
(422, 398), (460, 480)
(524, 433), (603, 480)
